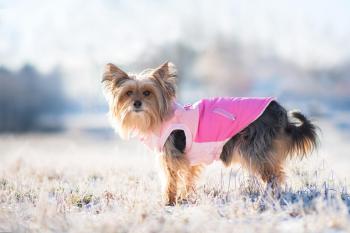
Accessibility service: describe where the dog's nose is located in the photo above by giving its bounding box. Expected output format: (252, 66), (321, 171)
(133, 100), (142, 108)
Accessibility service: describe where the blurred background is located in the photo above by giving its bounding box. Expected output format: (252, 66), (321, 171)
(0, 0), (350, 173)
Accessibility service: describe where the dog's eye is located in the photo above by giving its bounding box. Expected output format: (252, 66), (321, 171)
(143, 90), (151, 96)
(126, 91), (133, 96)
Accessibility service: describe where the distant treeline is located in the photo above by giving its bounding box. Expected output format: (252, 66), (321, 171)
(0, 65), (66, 132)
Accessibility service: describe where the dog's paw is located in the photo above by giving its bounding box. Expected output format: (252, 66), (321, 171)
(165, 201), (176, 206)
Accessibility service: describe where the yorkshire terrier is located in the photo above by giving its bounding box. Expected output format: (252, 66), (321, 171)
(101, 62), (318, 205)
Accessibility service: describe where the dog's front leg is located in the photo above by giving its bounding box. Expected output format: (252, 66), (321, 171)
(182, 165), (202, 199)
(159, 135), (191, 206)
(159, 154), (178, 205)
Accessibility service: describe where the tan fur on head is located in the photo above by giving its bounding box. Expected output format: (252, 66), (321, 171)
(101, 62), (177, 139)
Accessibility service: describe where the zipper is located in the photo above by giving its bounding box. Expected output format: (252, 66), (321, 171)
(212, 108), (236, 121)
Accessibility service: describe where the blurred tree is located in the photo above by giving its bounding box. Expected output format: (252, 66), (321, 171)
(0, 64), (66, 132)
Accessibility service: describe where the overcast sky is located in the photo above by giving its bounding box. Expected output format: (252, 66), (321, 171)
(1, 0), (350, 98)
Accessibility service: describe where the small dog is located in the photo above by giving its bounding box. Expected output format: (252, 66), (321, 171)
(101, 62), (318, 205)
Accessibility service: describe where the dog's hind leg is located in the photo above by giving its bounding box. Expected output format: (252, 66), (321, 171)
(253, 143), (288, 199)
(259, 161), (285, 189)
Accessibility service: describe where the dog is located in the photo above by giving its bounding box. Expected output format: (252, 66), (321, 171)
(101, 62), (318, 205)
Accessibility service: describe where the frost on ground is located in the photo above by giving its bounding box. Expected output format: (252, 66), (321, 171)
(0, 120), (350, 233)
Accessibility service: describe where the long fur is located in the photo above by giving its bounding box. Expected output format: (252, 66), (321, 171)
(286, 111), (318, 157)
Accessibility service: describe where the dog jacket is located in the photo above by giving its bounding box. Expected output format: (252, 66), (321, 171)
(141, 97), (275, 165)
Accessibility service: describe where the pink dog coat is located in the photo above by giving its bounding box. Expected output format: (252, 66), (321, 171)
(141, 97), (275, 165)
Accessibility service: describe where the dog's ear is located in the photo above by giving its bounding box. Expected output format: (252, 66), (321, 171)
(102, 63), (130, 101)
(152, 61), (177, 81)
(151, 61), (177, 97)
(102, 63), (129, 86)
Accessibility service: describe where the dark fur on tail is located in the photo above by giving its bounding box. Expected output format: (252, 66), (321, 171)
(285, 111), (318, 157)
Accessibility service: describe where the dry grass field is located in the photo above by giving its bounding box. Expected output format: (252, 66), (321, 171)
(2, 1), (350, 232)
(0, 120), (350, 233)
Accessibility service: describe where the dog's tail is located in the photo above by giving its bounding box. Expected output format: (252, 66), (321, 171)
(285, 111), (318, 158)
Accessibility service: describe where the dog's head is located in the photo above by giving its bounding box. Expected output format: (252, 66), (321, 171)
(102, 62), (177, 138)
